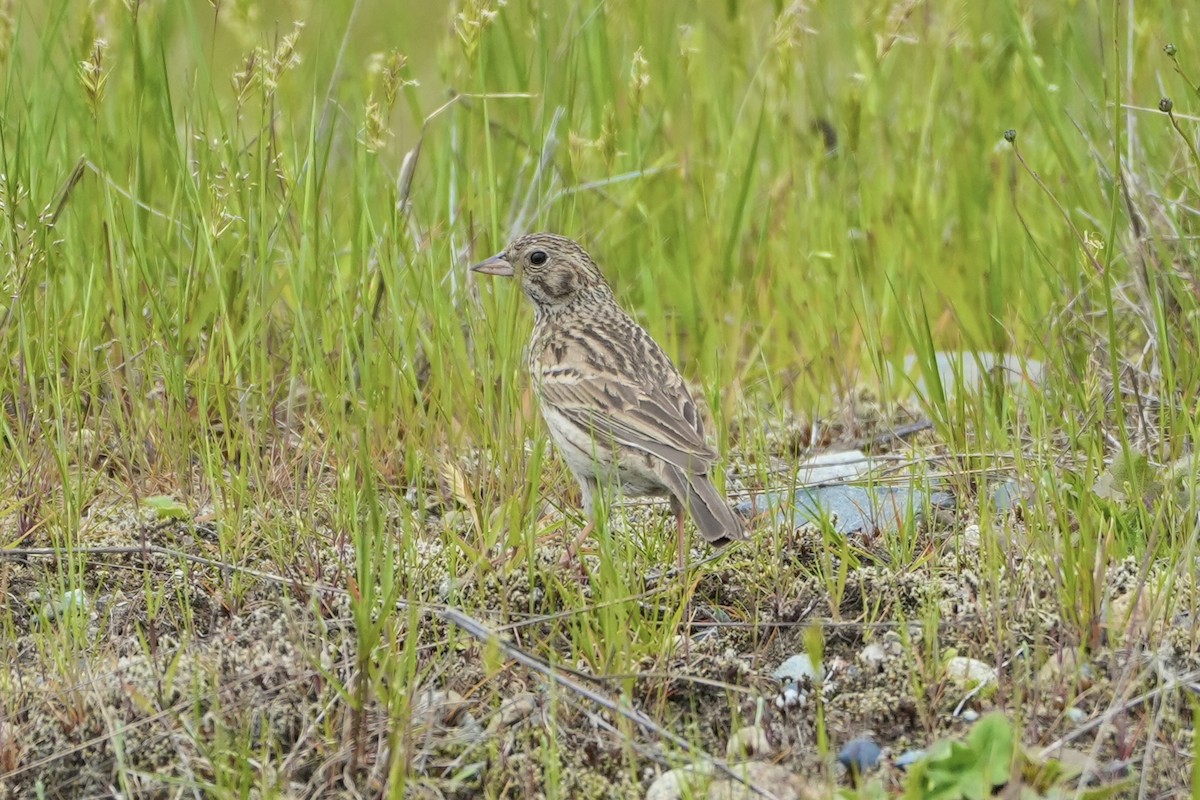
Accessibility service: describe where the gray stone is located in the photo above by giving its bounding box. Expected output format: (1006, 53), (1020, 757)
(772, 654), (822, 684)
(837, 736), (882, 774)
(705, 762), (819, 800)
(944, 656), (997, 690)
(726, 725), (772, 760)
(793, 450), (871, 485)
(644, 764), (713, 800)
(737, 483), (955, 535)
(891, 351), (1045, 399)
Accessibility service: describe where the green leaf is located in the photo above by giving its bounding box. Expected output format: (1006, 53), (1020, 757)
(965, 713), (1016, 786)
(142, 495), (190, 520)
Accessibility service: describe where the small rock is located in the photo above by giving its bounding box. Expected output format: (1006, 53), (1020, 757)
(944, 656), (997, 690)
(882, 631), (907, 656)
(739, 484), (954, 536)
(440, 509), (467, 532)
(42, 589), (88, 619)
(706, 762), (821, 800)
(991, 478), (1027, 512)
(645, 764), (713, 800)
(1105, 589), (1160, 642)
(411, 689), (468, 726)
(726, 725), (772, 761)
(858, 642), (888, 671)
(1036, 648), (1095, 689)
(69, 428), (101, 464)
(494, 692), (539, 729)
(794, 450), (871, 485)
(1042, 746), (1097, 775)
(892, 351), (1046, 399)
(772, 654), (822, 684)
(837, 736), (881, 775)
(961, 524), (981, 549)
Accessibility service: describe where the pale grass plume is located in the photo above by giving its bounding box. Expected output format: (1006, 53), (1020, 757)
(78, 37), (109, 115)
(770, 0), (815, 54)
(262, 20), (305, 92)
(629, 47), (650, 114)
(230, 20), (305, 106)
(629, 47), (650, 93)
(374, 50), (412, 109)
(270, 21), (304, 74)
(0, 170), (28, 222)
(362, 50), (416, 153)
(876, 0), (922, 61)
(206, 164), (242, 240)
(362, 98), (389, 153)
(568, 105), (619, 173)
(231, 48), (259, 106)
(455, 0), (507, 61)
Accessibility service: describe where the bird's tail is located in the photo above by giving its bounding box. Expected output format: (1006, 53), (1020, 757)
(663, 466), (748, 545)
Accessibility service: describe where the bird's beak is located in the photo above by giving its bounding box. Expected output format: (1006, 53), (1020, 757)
(470, 253), (515, 277)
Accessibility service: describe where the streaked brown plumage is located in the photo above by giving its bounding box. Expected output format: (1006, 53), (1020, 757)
(471, 232), (747, 567)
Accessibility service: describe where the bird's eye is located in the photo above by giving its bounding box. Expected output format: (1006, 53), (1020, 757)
(529, 250), (548, 266)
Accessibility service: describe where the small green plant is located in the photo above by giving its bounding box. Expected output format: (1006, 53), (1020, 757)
(141, 495), (190, 520)
(904, 713), (1013, 800)
(902, 713), (1131, 800)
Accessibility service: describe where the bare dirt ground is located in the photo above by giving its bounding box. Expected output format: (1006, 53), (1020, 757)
(1, 409), (1193, 798)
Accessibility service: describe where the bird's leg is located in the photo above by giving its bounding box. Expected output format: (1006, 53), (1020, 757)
(675, 507), (687, 584)
(561, 477), (599, 575)
(671, 498), (693, 659)
(565, 519), (594, 560)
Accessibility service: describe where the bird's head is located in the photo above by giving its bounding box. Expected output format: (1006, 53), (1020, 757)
(471, 232), (612, 311)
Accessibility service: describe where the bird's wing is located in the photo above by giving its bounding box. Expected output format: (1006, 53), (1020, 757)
(535, 334), (718, 474)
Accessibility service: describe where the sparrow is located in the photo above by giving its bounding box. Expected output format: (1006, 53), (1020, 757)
(472, 232), (747, 571)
